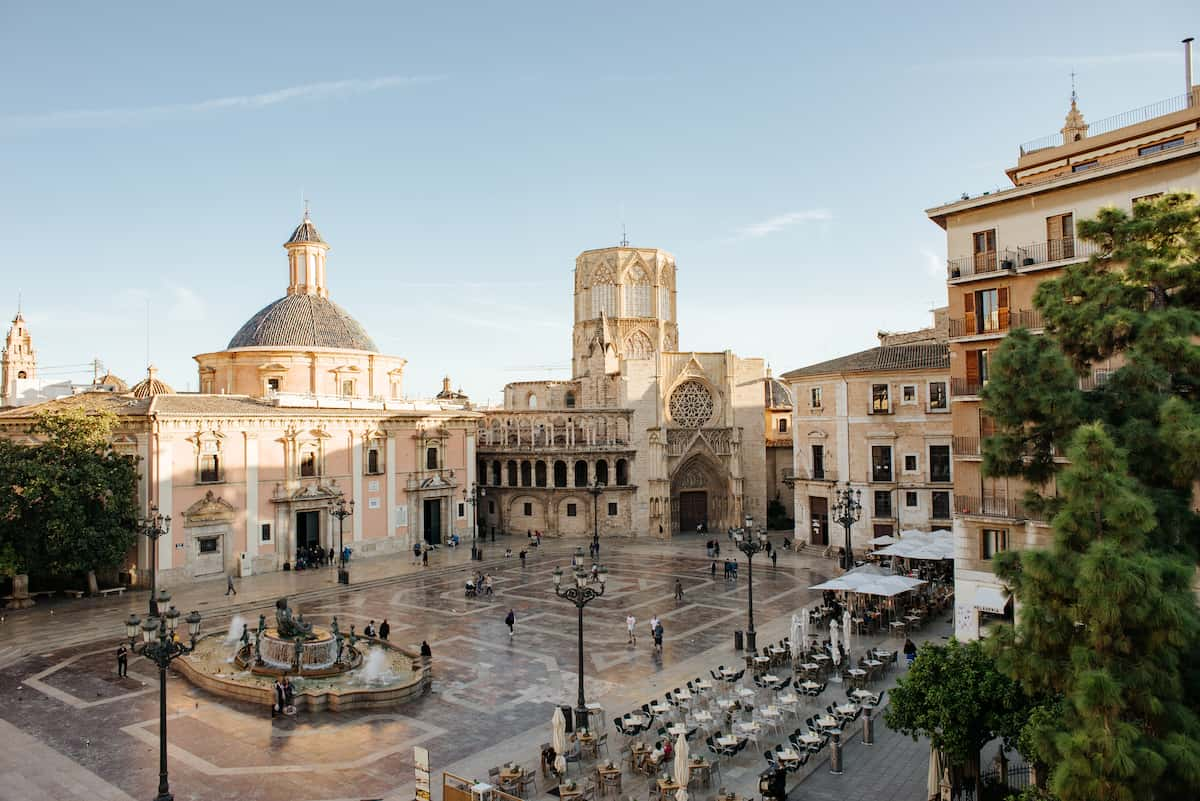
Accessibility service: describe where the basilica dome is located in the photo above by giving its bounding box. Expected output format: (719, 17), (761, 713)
(227, 294), (378, 352)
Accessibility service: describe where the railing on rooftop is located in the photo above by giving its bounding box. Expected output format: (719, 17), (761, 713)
(949, 237), (1096, 279)
(1020, 92), (1192, 155)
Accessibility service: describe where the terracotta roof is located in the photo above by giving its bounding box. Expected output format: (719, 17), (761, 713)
(227, 294), (378, 352)
(0, 391), (152, 419)
(782, 343), (949, 380)
(286, 217), (325, 245)
(93, 372), (129, 391)
(130, 365), (175, 398)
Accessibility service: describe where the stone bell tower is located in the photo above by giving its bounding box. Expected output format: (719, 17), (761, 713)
(285, 207), (330, 298)
(1, 309), (37, 406)
(571, 245), (679, 378)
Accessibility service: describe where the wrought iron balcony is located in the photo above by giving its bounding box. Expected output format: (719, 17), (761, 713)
(953, 436), (981, 457)
(954, 494), (1027, 520)
(951, 378), (985, 398)
(948, 238), (1095, 280)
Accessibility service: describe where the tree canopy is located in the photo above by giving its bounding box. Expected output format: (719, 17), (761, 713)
(0, 408), (139, 577)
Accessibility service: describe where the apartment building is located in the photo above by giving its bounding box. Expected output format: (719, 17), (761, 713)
(926, 44), (1200, 639)
(782, 311), (952, 556)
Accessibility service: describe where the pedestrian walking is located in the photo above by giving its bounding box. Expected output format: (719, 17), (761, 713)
(379, 619), (390, 640)
(653, 620), (664, 653)
(422, 546), (429, 567)
(674, 579), (683, 601)
(116, 643), (128, 677)
(328, 546), (335, 565)
(412, 542), (422, 565)
(771, 549), (778, 569)
(626, 613), (637, 645)
(519, 549), (527, 567)
(710, 560), (717, 579)
(904, 637), (918, 666)
(225, 573), (237, 596)
(505, 609), (515, 637)
(648, 614), (659, 643)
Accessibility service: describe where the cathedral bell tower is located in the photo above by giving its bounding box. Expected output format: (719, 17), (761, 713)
(1, 310), (37, 406)
(285, 209), (330, 298)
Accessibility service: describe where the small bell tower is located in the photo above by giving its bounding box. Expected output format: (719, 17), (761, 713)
(1061, 77), (1088, 144)
(1, 309), (37, 406)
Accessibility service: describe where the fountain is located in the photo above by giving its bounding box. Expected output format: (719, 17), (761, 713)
(175, 596), (431, 711)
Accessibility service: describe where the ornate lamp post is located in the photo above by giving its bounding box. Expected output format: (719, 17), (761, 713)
(138, 506), (171, 616)
(328, 494), (354, 585)
(554, 562), (607, 731)
(734, 519), (768, 651)
(587, 478), (605, 551)
(123, 592), (202, 801)
(464, 483), (484, 561)
(831, 482), (863, 570)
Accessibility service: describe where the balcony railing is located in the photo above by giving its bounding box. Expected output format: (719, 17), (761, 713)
(1020, 92), (1192, 155)
(948, 238), (1095, 280)
(1079, 368), (1115, 392)
(795, 467), (837, 482)
(955, 494), (1026, 520)
(953, 436), (981, 457)
(1016, 308), (1044, 329)
(951, 377), (985, 398)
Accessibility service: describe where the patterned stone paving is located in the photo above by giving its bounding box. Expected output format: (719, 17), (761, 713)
(0, 539), (939, 801)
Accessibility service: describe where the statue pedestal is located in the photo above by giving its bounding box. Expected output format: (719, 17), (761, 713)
(4, 574), (35, 609)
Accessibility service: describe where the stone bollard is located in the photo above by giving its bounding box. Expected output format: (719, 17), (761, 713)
(863, 706), (875, 745)
(830, 731), (844, 775)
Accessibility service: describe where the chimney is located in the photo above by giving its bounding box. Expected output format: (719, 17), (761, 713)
(1186, 37), (1195, 103)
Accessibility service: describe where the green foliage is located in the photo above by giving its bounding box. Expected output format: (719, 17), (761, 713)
(766, 498), (792, 530)
(990, 426), (1200, 801)
(885, 638), (1029, 770)
(0, 408), (139, 577)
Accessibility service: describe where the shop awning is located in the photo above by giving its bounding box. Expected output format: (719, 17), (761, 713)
(973, 585), (1011, 615)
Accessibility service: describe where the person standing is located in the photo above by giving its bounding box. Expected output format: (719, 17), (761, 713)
(626, 613), (637, 645)
(420, 640), (432, 658)
(364, 620), (377, 638)
(710, 560), (717, 579)
(225, 573), (237, 596)
(903, 637), (918, 666)
(379, 619), (390, 640)
(674, 579), (683, 601)
(771, 549), (778, 569)
(653, 620), (664, 654)
(328, 546), (335, 566)
(422, 546), (429, 567)
(648, 614), (659, 644)
(412, 541), (422, 565)
(519, 549), (527, 567)
(505, 609), (516, 637)
(116, 643), (128, 677)
(272, 678), (284, 718)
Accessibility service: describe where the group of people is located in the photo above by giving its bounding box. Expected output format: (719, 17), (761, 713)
(362, 619), (390, 640)
(411, 541), (430, 566)
(625, 613), (664, 652)
(293, 545), (336, 571)
(271, 676), (296, 717)
(467, 572), (496, 596)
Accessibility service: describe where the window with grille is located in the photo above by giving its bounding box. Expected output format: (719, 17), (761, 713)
(871, 446), (892, 482)
(523, 502), (532, 516)
(608, 502), (618, 516)
(929, 445), (951, 483)
(871, 384), (890, 413)
(261, 523), (272, 542)
(426, 447), (438, 470)
(874, 491), (892, 518)
(929, 382), (947, 409)
(905, 491), (918, 507)
(932, 491), (950, 520)
(200, 454), (220, 483)
(567, 503), (577, 517)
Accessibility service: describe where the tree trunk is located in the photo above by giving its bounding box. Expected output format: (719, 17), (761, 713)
(86, 570), (99, 595)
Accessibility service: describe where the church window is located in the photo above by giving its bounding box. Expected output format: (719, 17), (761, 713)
(625, 330), (654, 359)
(778, 418), (788, 433)
(198, 537), (219, 554)
(574, 460), (588, 487)
(668, 380), (715, 428)
(564, 391), (576, 408)
(491, 460), (501, 485)
(554, 460), (568, 487)
(657, 286), (670, 319)
(300, 452), (317, 477)
(615, 459), (628, 485)
(591, 282), (616, 318)
(520, 461), (532, 487)
(506, 460), (518, 486)
(595, 460), (609, 485)
(367, 447), (380, 474)
(426, 447), (439, 470)
(535, 461), (547, 487)
(527, 393), (538, 409)
(626, 266), (651, 317)
(200, 454), (221, 483)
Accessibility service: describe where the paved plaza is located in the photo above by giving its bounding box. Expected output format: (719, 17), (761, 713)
(0, 537), (946, 801)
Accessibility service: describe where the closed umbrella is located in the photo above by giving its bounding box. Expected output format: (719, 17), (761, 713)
(800, 611), (810, 656)
(928, 745), (945, 800)
(842, 608), (853, 660)
(673, 732), (690, 801)
(790, 613), (803, 661)
(551, 707), (567, 776)
(829, 620), (841, 666)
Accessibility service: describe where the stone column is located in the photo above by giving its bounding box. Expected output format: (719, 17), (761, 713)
(244, 434), (259, 559)
(155, 437), (174, 571)
(385, 434), (397, 544)
(352, 434), (364, 542)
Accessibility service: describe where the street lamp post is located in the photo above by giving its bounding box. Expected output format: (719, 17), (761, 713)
(553, 562), (607, 731)
(465, 484), (484, 561)
(587, 478), (605, 553)
(123, 592), (202, 801)
(831, 483), (863, 571)
(138, 506), (171, 617)
(734, 519), (768, 651)
(329, 494), (354, 585)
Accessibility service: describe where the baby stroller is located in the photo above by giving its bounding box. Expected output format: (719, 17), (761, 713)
(465, 579), (478, 598)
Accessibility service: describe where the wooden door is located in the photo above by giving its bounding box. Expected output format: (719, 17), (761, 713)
(679, 491), (708, 533)
(809, 496), (829, 545)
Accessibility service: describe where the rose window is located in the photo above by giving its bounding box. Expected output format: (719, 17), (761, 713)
(669, 380), (714, 428)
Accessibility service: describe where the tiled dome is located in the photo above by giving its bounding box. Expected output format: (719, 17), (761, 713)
(227, 294), (378, 352)
(130, 366), (175, 398)
(286, 217), (325, 245)
(93, 372), (129, 392)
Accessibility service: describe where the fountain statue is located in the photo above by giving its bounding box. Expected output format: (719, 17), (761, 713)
(275, 598), (314, 639)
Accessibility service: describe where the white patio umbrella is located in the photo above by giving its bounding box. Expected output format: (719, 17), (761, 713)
(673, 732), (690, 801)
(800, 611), (810, 656)
(829, 619), (841, 665)
(551, 707), (567, 776)
(928, 745), (946, 799)
(842, 608), (852, 660)
(790, 613), (803, 660)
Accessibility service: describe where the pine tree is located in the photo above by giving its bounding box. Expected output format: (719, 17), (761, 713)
(990, 425), (1200, 800)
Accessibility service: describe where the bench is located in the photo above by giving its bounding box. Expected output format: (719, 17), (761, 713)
(29, 590), (55, 599)
(98, 587), (126, 597)
(63, 590), (87, 599)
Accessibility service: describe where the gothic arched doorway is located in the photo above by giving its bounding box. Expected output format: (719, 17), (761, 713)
(670, 455), (730, 535)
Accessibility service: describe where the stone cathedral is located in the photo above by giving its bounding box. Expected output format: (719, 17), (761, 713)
(478, 245), (767, 540)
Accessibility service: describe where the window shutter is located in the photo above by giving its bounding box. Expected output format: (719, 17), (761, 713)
(979, 413), (995, 437)
(963, 291), (976, 333)
(965, 350), (980, 385)
(997, 287), (1009, 329)
(1046, 214), (1062, 242)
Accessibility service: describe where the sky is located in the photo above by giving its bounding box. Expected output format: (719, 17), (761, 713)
(1, 1), (1195, 403)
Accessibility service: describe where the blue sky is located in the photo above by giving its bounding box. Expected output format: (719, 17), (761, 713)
(1, 2), (1194, 402)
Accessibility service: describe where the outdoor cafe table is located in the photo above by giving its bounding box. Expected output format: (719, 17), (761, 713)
(851, 689), (876, 702)
(695, 680), (714, 691)
(762, 674), (782, 687)
(656, 779), (681, 795)
(693, 710), (714, 723)
(835, 703), (858, 717)
(760, 706), (782, 721)
(716, 698), (736, 710)
(716, 734), (743, 748)
(736, 687), (756, 698)
(799, 662), (819, 672)
(668, 724), (687, 737)
(797, 732), (822, 746)
(625, 714), (647, 728)
(650, 703), (671, 714)
(816, 716), (841, 732)
(863, 659), (883, 668)
(890, 621), (907, 634)
(719, 667), (738, 677)
(734, 721), (761, 736)
(498, 766), (522, 783)
(471, 782), (495, 801)
(873, 649), (893, 660)
(753, 656), (771, 666)
(799, 680), (820, 692)
(812, 653), (831, 663)
(776, 748), (802, 765)
(847, 668), (867, 679)
(559, 785), (583, 801)
(673, 689), (692, 702)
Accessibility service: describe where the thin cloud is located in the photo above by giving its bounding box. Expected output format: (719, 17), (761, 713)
(1, 74), (445, 131)
(920, 247), (944, 279)
(734, 209), (832, 239)
(910, 50), (1175, 73)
